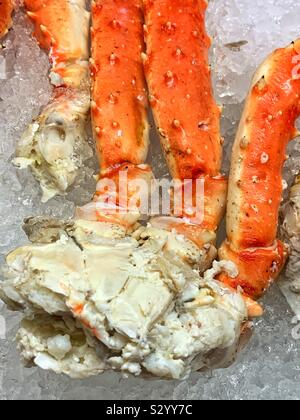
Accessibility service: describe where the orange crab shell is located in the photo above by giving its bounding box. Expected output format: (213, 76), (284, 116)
(171, 175), (227, 231)
(24, 0), (87, 57)
(24, 0), (90, 88)
(219, 40), (300, 299)
(91, 0), (149, 172)
(143, 0), (223, 181)
(0, 0), (13, 39)
(142, 0), (226, 256)
(219, 240), (289, 300)
(227, 40), (300, 251)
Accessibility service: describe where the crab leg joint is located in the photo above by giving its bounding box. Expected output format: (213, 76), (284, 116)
(143, 0), (227, 257)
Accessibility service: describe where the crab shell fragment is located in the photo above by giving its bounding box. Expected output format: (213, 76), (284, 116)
(0, 0), (13, 39)
(1, 218), (247, 379)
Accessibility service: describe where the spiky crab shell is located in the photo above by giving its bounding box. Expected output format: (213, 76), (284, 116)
(24, 0), (90, 88)
(219, 240), (289, 300)
(142, 0), (227, 247)
(143, 0), (223, 181)
(91, 0), (149, 172)
(220, 40), (300, 298)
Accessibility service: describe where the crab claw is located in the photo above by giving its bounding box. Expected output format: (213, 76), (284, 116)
(14, 92), (92, 202)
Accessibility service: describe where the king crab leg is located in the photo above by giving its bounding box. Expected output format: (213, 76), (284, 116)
(0, 0), (13, 39)
(91, 0), (150, 174)
(143, 0), (227, 258)
(77, 0), (152, 230)
(14, 0), (93, 202)
(219, 40), (300, 300)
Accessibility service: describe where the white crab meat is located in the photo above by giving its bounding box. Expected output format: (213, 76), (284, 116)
(14, 93), (92, 202)
(17, 315), (107, 379)
(1, 219), (247, 379)
(112, 261), (246, 379)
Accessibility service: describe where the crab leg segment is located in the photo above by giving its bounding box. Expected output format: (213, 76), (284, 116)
(219, 40), (300, 299)
(78, 0), (152, 229)
(0, 0), (13, 39)
(143, 0), (226, 247)
(24, 0), (90, 88)
(91, 0), (149, 173)
(14, 0), (92, 201)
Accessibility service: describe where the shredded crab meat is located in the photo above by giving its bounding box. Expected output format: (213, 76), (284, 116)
(17, 315), (107, 379)
(1, 219), (247, 379)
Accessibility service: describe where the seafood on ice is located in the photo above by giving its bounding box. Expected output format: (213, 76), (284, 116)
(13, 0), (93, 201)
(0, 0), (299, 379)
